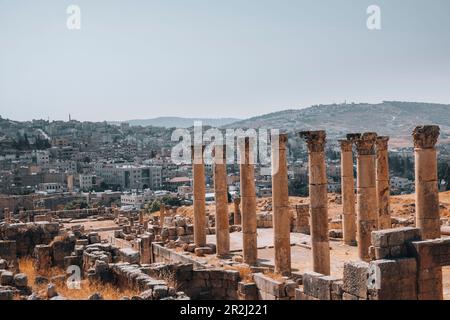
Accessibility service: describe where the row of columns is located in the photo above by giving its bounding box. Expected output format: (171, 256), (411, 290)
(190, 125), (442, 277)
(339, 133), (392, 261)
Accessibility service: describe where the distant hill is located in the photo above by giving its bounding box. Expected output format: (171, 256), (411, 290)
(225, 101), (450, 146)
(110, 117), (241, 128)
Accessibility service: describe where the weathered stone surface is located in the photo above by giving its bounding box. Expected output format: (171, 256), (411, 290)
(13, 273), (28, 287)
(317, 275), (339, 300)
(342, 292), (359, 300)
(153, 285), (168, 299)
(194, 247), (212, 256)
(302, 271), (323, 298)
(0, 287), (14, 300)
(118, 248), (140, 264)
(342, 261), (369, 299)
(0, 271), (13, 286)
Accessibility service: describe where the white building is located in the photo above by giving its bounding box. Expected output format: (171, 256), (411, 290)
(391, 176), (414, 189)
(79, 174), (98, 191)
(96, 164), (162, 190)
(120, 191), (154, 209)
(37, 182), (63, 194)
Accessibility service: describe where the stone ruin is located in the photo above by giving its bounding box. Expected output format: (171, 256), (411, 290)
(2, 125), (450, 300)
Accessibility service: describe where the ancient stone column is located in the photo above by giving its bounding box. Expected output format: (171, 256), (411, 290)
(233, 198), (241, 225)
(139, 211), (144, 225)
(413, 126), (441, 239)
(239, 137), (257, 265)
(354, 132), (378, 261)
(295, 204), (310, 234)
(413, 125), (442, 300)
(159, 204), (166, 227)
(214, 144), (230, 257)
(4, 208), (11, 224)
(113, 208), (119, 220)
(272, 133), (291, 275)
(192, 145), (207, 247)
(339, 140), (357, 245)
(376, 137), (391, 230)
(140, 235), (151, 264)
(299, 131), (330, 275)
(129, 215), (134, 227)
(143, 219), (149, 231)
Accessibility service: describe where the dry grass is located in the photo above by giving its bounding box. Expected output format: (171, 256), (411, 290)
(262, 271), (286, 283)
(18, 258), (139, 300)
(224, 264), (253, 283)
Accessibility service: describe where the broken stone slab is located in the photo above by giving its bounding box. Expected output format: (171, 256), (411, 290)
(253, 273), (286, 297)
(371, 227), (421, 248)
(34, 276), (49, 285)
(118, 247), (140, 264)
(27, 292), (42, 300)
(47, 283), (58, 299)
(302, 271), (323, 298)
(331, 280), (344, 300)
(284, 280), (297, 298)
(88, 292), (104, 300)
(152, 284), (168, 299)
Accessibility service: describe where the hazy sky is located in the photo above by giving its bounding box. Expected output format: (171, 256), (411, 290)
(1, 0), (450, 122)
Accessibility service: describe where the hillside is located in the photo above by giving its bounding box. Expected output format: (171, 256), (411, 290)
(110, 117), (241, 128)
(225, 101), (450, 146)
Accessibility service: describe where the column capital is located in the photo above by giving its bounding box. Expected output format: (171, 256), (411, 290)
(338, 140), (353, 152)
(298, 130), (326, 152)
(355, 132), (377, 155)
(412, 125), (440, 149)
(272, 133), (288, 149)
(376, 136), (389, 151)
(346, 133), (362, 141)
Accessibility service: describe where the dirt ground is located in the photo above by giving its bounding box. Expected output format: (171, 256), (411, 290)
(175, 191), (450, 223)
